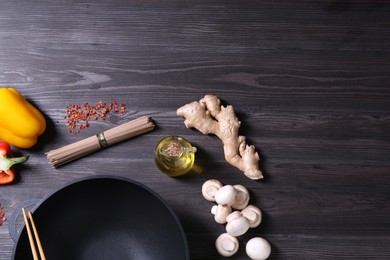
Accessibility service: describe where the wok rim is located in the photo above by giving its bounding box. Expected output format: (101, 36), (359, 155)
(11, 174), (190, 259)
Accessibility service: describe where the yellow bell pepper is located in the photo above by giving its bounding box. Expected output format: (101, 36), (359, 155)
(0, 88), (46, 148)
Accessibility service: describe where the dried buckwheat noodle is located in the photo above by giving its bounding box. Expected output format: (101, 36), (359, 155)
(46, 116), (154, 168)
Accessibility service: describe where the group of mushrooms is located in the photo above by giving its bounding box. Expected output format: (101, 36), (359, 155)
(202, 179), (271, 259)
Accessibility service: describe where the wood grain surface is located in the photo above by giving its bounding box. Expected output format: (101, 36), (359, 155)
(1, 0), (389, 259)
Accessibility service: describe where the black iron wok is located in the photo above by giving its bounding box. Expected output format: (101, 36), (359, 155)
(12, 176), (189, 260)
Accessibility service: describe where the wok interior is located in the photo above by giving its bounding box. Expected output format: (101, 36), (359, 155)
(13, 177), (188, 260)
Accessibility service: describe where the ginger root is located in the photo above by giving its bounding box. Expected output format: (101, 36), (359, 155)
(176, 95), (263, 180)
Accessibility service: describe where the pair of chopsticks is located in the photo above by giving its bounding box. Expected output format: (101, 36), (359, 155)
(22, 208), (46, 260)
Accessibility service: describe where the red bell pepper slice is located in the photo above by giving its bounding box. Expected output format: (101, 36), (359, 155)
(0, 141), (29, 185)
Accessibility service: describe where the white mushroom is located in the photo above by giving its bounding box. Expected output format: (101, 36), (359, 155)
(202, 179), (223, 202)
(231, 184), (250, 210)
(246, 237), (271, 260)
(226, 211), (250, 237)
(215, 185), (237, 206)
(215, 233), (239, 257)
(241, 205), (262, 228)
(211, 204), (232, 224)
(226, 210), (241, 223)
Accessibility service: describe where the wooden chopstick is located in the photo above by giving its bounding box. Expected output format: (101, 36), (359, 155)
(22, 208), (46, 260)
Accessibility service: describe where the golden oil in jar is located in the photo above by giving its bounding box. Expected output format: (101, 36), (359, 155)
(155, 136), (197, 177)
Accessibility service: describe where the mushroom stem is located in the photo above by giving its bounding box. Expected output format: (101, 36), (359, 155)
(241, 205), (262, 228)
(202, 179), (223, 202)
(215, 233), (239, 257)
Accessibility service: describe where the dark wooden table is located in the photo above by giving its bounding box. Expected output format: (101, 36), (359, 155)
(1, 1), (389, 259)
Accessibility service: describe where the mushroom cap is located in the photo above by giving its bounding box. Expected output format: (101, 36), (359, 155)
(231, 184), (250, 210)
(215, 185), (237, 206)
(211, 204), (232, 224)
(246, 237), (271, 260)
(215, 233), (239, 257)
(226, 212), (250, 237)
(225, 210), (241, 223)
(202, 179), (223, 202)
(241, 205), (262, 228)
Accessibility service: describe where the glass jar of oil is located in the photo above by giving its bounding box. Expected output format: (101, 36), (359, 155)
(155, 136), (197, 177)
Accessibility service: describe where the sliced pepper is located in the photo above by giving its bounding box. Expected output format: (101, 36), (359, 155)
(0, 141), (29, 185)
(0, 88), (46, 148)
